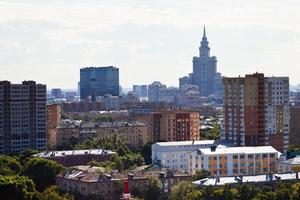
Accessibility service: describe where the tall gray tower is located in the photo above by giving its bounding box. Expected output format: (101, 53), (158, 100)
(192, 27), (217, 96)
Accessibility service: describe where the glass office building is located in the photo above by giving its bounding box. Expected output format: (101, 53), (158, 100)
(80, 66), (119, 100)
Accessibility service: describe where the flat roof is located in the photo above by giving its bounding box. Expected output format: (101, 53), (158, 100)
(154, 140), (216, 147)
(280, 156), (300, 165)
(153, 139), (233, 147)
(193, 172), (299, 186)
(33, 149), (116, 158)
(198, 146), (279, 155)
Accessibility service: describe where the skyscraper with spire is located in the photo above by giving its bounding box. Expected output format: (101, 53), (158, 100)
(192, 27), (217, 96)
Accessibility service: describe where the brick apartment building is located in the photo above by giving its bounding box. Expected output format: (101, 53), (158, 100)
(152, 109), (200, 142)
(47, 104), (61, 147)
(289, 105), (300, 146)
(223, 73), (289, 152)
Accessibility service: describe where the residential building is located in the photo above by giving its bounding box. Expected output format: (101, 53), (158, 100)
(213, 72), (224, 100)
(33, 149), (115, 167)
(56, 121), (151, 148)
(80, 66), (119, 101)
(189, 146), (280, 176)
(279, 155), (300, 172)
(151, 140), (232, 171)
(223, 73), (290, 152)
(289, 105), (300, 146)
(57, 168), (191, 199)
(0, 81), (47, 153)
(152, 109), (200, 142)
(47, 104), (61, 147)
(192, 27), (217, 96)
(193, 171), (300, 187)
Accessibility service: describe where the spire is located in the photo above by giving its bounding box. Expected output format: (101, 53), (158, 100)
(203, 26), (206, 39)
(199, 26), (210, 58)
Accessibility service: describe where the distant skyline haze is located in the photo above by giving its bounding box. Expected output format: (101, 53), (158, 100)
(0, 0), (299, 89)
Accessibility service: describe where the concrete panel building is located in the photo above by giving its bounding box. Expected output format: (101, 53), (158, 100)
(0, 81), (47, 153)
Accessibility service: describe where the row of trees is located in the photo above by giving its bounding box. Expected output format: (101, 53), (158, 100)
(0, 152), (71, 200)
(168, 181), (300, 200)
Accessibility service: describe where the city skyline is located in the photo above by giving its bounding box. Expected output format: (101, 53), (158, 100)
(0, 0), (300, 89)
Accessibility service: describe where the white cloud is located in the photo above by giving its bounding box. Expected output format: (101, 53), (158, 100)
(0, 0), (299, 88)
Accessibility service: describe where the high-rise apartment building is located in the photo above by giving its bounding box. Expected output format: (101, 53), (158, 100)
(80, 66), (119, 101)
(192, 27), (217, 96)
(223, 73), (289, 152)
(0, 81), (47, 153)
(152, 109), (200, 142)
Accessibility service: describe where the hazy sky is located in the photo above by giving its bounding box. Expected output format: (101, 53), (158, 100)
(0, 0), (300, 89)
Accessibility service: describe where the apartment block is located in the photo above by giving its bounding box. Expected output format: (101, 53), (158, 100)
(0, 81), (47, 153)
(189, 146), (279, 176)
(152, 109), (200, 142)
(223, 73), (289, 152)
(56, 121), (151, 148)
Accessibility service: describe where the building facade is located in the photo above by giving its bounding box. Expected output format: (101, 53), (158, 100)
(57, 168), (191, 200)
(0, 81), (47, 153)
(80, 66), (119, 100)
(151, 140), (231, 172)
(152, 109), (200, 142)
(289, 105), (300, 146)
(56, 121), (151, 148)
(47, 104), (61, 147)
(192, 27), (217, 96)
(189, 146), (279, 176)
(223, 73), (290, 152)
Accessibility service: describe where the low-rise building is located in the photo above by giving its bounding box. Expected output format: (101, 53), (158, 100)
(151, 140), (232, 171)
(56, 121), (151, 148)
(56, 167), (191, 200)
(33, 149), (116, 167)
(189, 146), (280, 176)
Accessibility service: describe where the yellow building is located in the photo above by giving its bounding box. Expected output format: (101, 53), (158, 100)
(188, 146), (280, 176)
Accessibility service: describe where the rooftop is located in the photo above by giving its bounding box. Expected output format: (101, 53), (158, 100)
(33, 149), (116, 158)
(153, 139), (233, 147)
(198, 146), (279, 155)
(280, 156), (300, 165)
(193, 172), (299, 186)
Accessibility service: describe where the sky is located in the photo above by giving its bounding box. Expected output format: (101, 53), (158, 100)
(0, 0), (300, 89)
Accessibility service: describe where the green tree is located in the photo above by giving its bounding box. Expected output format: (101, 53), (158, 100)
(0, 155), (22, 175)
(36, 185), (74, 200)
(22, 158), (65, 192)
(192, 170), (210, 181)
(144, 177), (163, 200)
(168, 181), (199, 200)
(0, 175), (36, 200)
